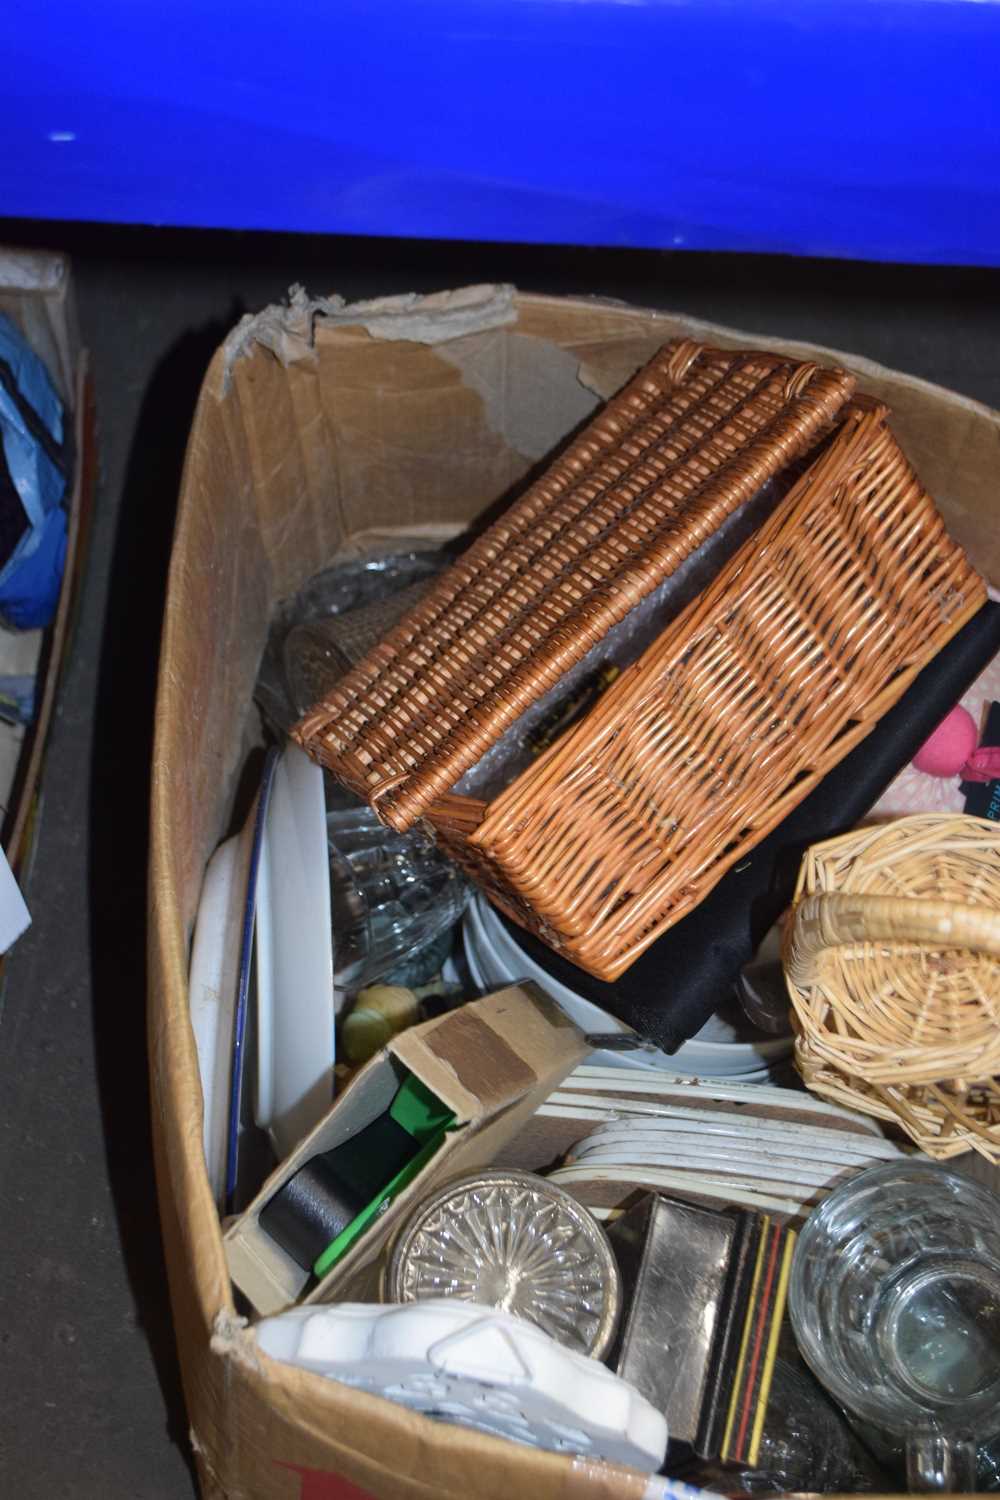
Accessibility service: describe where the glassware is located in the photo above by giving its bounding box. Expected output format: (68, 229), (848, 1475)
(839, 1411), (1000, 1492)
(974, 1429), (1000, 1491)
(327, 805), (468, 995)
(386, 1168), (622, 1359)
(253, 548), (449, 734)
(789, 1158), (1000, 1491)
(284, 576), (434, 717)
(689, 1357), (885, 1494)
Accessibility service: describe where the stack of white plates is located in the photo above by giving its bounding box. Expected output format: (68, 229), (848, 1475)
(463, 894), (791, 1081)
(541, 1067), (911, 1220)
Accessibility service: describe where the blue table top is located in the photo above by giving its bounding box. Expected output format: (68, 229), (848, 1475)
(5, 0), (999, 265)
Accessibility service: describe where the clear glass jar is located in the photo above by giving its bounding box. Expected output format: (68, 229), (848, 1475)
(789, 1159), (1000, 1490)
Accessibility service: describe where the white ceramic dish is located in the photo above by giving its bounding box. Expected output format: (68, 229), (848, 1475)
(464, 894), (789, 1078)
(549, 1163), (812, 1219)
(569, 1128), (905, 1170)
(542, 1066), (910, 1221)
(256, 1299), (668, 1470)
(253, 743), (336, 1160)
(188, 757), (274, 1213)
(571, 1143), (867, 1191)
(557, 1065), (884, 1126)
(561, 1111), (903, 1163)
(252, 814), (276, 1130)
(188, 831), (249, 1208)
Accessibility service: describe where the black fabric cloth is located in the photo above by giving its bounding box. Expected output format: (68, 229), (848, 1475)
(496, 603), (1000, 1052)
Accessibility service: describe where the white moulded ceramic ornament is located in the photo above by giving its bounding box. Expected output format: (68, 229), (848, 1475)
(256, 1298), (668, 1471)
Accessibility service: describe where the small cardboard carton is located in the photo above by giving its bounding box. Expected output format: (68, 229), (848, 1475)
(150, 284), (1000, 1500)
(224, 983), (587, 1315)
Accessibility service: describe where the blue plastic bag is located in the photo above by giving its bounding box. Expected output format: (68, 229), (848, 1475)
(0, 313), (70, 631)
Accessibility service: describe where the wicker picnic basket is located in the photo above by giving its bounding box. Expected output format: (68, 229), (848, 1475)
(785, 814), (1000, 1162)
(295, 341), (985, 980)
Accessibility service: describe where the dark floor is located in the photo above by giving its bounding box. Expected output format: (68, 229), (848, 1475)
(0, 224), (998, 1499)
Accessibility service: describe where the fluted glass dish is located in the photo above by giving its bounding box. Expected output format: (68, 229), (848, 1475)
(386, 1169), (621, 1359)
(327, 805), (468, 993)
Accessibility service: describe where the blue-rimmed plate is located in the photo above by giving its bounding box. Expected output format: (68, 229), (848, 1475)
(226, 749), (280, 1212)
(192, 743), (337, 1212)
(188, 750), (277, 1212)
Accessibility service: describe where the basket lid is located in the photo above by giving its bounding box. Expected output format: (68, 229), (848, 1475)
(295, 339), (855, 829)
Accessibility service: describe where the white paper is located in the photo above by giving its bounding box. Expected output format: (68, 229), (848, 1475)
(0, 843), (30, 952)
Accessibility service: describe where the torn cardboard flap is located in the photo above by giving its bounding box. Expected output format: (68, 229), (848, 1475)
(0, 249), (77, 402)
(436, 328), (602, 464)
(392, 980), (581, 1118)
(0, 248), (67, 293)
(222, 282), (517, 389)
(396, 1007), (535, 1117)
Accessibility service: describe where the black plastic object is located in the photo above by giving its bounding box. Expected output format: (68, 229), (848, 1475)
(499, 602), (1000, 1051)
(259, 1111), (419, 1271)
(258, 1075), (453, 1274)
(962, 699), (1000, 821)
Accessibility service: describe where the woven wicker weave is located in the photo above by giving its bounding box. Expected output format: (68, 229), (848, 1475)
(784, 815), (1000, 1162)
(297, 340), (854, 821)
(296, 347), (984, 981)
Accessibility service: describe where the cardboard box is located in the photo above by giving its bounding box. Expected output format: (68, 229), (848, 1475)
(225, 983), (587, 1315)
(150, 284), (1000, 1500)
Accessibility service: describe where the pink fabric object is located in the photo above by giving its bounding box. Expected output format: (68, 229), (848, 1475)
(868, 649), (1000, 820)
(911, 705), (978, 776)
(962, 745), (1000, 783)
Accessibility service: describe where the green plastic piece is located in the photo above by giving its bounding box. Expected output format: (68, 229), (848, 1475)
(389, 1073), (453, 1143)
(312, 1073), (455, 1280)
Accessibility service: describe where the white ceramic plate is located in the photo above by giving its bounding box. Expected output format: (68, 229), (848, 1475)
(561, 1110), (903, 1162)
(253, 742), (336, 1160)
(253, 814), (276, 1130)
(549, 1163), (813, 1220)
(188, 761), (273, 1212)
(557, 1065), (884, 1127)
(464, 894), (788, 1077)
(188, 832), (246, 1208)
(462, 914), (657, 1075)
(571, 1143), (863, 1191)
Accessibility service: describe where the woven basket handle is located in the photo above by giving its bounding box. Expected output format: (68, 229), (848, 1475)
(786, 892), (1000, 988)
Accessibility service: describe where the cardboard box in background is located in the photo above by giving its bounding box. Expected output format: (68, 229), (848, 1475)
(150, 284), (1000, 1500)
(0, 249), (93, 879)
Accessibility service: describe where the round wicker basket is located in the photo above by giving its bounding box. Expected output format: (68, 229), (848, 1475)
(784, 814), (1000, 1161)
